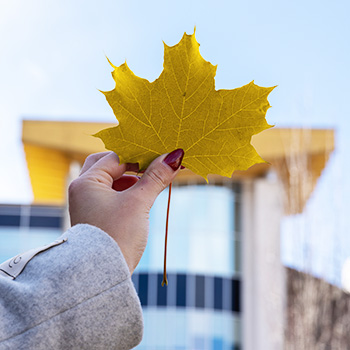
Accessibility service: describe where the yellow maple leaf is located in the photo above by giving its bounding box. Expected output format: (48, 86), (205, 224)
(95, 31), (275, 181)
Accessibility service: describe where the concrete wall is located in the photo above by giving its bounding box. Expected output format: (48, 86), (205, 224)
(286, 268), (350, 350)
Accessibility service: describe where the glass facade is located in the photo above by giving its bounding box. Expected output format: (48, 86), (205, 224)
(135, 183), (242, 350)
(132, 272), (241, 350)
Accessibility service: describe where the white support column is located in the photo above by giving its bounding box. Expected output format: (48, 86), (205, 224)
(241, 175), (285, 350)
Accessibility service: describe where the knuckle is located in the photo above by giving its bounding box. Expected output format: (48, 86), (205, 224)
(147, 167), (168, 190)
(85, 153), (98, 163)
(68, 178), (84, 197)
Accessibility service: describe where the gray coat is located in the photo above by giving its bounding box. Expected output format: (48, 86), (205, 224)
(0, 224), (143, 349)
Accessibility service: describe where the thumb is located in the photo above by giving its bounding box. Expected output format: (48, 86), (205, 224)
(131, 149), (184, 205)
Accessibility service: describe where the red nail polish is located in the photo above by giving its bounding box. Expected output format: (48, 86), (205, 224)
(163, 149), (184, 171)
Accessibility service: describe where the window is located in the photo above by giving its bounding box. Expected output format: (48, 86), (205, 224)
(137, 183), (241, 276)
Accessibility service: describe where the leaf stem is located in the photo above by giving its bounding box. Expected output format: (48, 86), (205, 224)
(162, 182), (172, 286)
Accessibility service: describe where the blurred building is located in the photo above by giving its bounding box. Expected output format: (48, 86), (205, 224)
(0, 120), (334, 350)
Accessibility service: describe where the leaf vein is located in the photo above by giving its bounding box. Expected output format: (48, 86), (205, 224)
(186, 90), (271, 152)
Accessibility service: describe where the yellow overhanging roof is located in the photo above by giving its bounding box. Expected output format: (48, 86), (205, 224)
(22, 120), (335, 214)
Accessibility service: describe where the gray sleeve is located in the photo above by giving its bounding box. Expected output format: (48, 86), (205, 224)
(0, 224), (143, 350)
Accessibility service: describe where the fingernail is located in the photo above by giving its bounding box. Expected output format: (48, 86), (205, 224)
(163, 149), (184, 171)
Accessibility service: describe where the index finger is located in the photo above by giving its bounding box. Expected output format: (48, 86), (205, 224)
(83, 152), (139, 187)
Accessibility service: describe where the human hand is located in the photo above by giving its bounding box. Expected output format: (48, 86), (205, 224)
(68, 149), (184, 274)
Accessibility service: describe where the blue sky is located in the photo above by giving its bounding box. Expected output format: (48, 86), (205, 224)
(0, 0), (349, 285)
